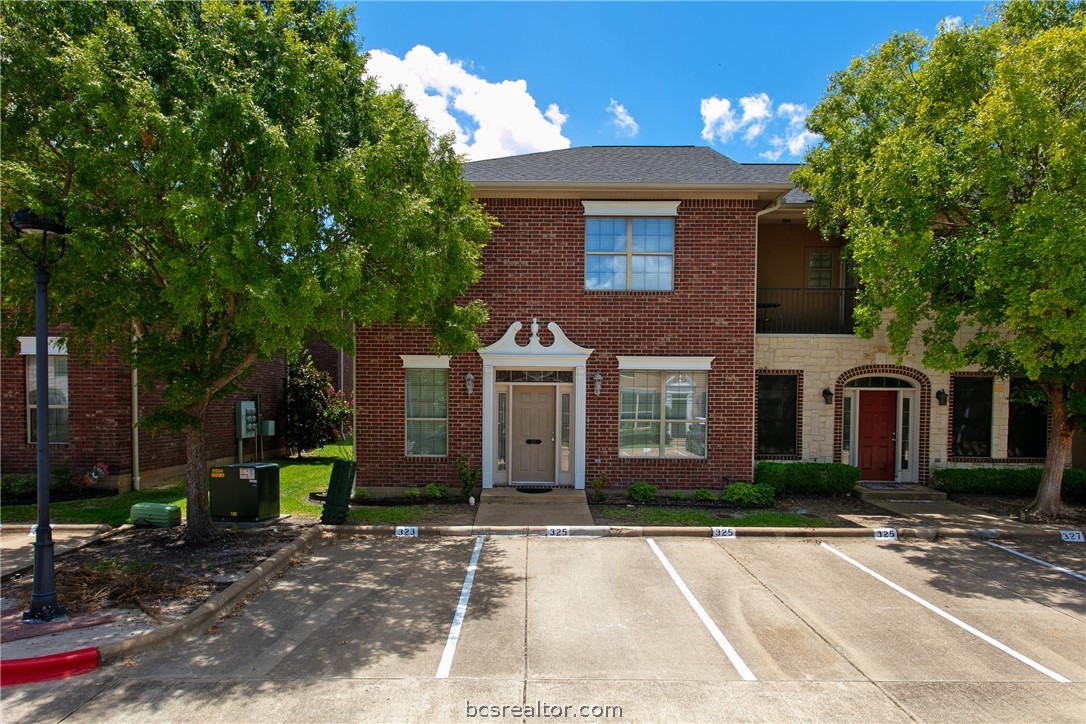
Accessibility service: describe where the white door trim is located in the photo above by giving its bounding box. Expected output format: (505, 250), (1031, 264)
(478, 319), (593, 490)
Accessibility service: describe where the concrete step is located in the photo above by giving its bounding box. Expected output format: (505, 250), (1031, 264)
(853, 484), (948, 503)
(480, 487), (587, 505)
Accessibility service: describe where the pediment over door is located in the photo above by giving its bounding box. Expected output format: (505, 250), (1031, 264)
(478, 318), (593, 367)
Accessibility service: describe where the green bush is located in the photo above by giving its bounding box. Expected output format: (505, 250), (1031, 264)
(754, 462), (860, 496)
(626, 482), (657, 505)
(284, 353), (339, 457)
(423, 483), (448, 501)
(933, 467), (1086, 503)
(403, 488), (422, 502)
(1, 474), (37, 498)
(721, 482), (776, 508)
(589, 471), (608, 503)
(456, 456), (480, 501)
(692, 488), (715, 503)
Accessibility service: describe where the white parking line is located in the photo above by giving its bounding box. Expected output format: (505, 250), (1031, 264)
(820, 542), (1072, 684)
(645, 538), (757, 681)
(435, 536), (485, 679)
(984, 541), (1086, 583)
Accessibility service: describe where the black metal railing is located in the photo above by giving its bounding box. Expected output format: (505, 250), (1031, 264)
(756, 288), (858, 334)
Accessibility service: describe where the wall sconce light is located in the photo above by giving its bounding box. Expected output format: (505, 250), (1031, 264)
(593, 372), (603, 396)
(822, 388), (834, 405)
(464, 372), (474, 396)
(935, 389), (948, 406)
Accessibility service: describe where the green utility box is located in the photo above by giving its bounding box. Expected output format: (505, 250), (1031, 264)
(209, 462), (280, 522)
(131, 502), (182, 528)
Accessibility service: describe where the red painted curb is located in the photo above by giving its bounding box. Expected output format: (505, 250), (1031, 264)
(0, 647), (99, 686)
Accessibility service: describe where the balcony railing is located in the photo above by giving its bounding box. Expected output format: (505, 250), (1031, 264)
(756, 288), (858, 334)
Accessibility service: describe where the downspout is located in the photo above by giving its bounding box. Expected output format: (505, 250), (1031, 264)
(131, 365), (140, 491)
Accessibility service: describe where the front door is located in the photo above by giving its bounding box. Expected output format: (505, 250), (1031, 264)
(512, 387), (556, 483)
(858, 390), (897, 481)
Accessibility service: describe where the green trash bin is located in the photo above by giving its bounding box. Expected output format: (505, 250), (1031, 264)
(321, 458), (357, 525)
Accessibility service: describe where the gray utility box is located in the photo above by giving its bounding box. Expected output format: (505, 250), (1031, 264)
(209, 462), (280, 522)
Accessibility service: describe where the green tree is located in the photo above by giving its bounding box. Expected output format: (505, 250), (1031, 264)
(794, 0), (1085, 518)
(1, 1), (490, 542)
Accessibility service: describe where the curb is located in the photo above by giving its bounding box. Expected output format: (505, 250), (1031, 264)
(0, 647), (99, 686)
(319, 523), (1067, 540)
(97, 524), (323, 663)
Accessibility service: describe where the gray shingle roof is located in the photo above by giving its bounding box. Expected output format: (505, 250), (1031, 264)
(464, 146), (799, 187)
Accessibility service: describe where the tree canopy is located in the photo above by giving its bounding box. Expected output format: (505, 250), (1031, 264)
(794, 0), (1086, 516)
(1, 0), (491, 540)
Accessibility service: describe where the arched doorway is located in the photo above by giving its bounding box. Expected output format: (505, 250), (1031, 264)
(837, 370), (930, 483)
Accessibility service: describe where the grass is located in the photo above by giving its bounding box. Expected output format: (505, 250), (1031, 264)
(0, 440), (461, 526)
(596, 506), (835, 527)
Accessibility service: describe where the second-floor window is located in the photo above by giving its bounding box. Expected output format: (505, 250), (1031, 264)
(807, 250), (833, 288)
(585, 217), (674, 291)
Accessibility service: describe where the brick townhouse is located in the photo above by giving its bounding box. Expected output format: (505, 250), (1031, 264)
(0, 333), (288, 492)
(354, 145), (1082, 495)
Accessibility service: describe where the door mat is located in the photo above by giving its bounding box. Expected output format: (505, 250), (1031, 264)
(515, 487), (553, 494)
(0, 608), (115, 643)
(859, 483), (915, 490)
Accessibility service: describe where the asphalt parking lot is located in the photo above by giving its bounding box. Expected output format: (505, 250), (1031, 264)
(3, 534), (1084, 723)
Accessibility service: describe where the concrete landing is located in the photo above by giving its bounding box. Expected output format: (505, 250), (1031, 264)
(474, 488), (594, 527)
(854, 484), (947, 503)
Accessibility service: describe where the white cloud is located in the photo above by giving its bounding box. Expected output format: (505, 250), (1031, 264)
(940, 15), (963, 32)
(606, 98), (640, 137)
(705, 94), (820, 160)
(739, 93), (773, 141)
(365, 45), (570, 160)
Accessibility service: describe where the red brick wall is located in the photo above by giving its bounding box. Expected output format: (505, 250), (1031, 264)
(1, 339), (287, 486)
(306, 337), (354, 395)
(355, 197), (758, 490)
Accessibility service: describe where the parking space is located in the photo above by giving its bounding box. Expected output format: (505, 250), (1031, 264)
(59, 534), (1086, 721)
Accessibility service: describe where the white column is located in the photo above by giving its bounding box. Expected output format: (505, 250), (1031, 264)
(574, 364), (587, 489)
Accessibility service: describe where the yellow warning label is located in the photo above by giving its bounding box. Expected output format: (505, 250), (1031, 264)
(211, 469), (224, 478)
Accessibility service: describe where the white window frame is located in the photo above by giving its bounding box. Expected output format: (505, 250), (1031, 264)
(19, 336), (69, 444)
(616, 356), (713, 460)
(583, 201), (679, 292)
(401, 355), (449, 457)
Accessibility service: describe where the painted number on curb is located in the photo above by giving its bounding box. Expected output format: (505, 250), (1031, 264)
(712, 527), (737, 539)
(874, 528), (898, 541)
(394, 526), (419, 538)
(1059, 530), (1085, 543)
(547, 526), (571, 537)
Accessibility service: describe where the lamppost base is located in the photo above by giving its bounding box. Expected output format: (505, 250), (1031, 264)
(21, 602), (67, 623)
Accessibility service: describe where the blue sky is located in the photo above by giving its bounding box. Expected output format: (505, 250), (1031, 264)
(351, 1), (989, 162)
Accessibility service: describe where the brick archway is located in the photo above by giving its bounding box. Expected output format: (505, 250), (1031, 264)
(834, 365), (932, 484)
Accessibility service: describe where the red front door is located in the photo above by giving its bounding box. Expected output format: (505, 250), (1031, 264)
(858, 391), (897, 481)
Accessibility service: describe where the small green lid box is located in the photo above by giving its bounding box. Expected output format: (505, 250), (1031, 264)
(130, 502), (182, 528)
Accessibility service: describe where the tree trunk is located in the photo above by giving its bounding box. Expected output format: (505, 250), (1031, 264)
(1025, 383), (1075, 519)
(182, 401), (219, 544)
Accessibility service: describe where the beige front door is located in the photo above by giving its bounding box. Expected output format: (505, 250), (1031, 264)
(512, 387), (556, 483)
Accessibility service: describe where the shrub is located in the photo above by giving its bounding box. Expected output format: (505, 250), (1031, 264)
(754, 462), (860, 496)
(457, 457), (480, 501)
(423, 483), (448, 501)
(403, 488), (422, 502)
(589, 471), (608, 503)
(721, 482), (776, 508)
(284, 353), (338, 457)
(626, 482), (657, 505)
(933, 467), (1086, 503)
(692, 488), (715, 503)
(1, 474), (37, 498)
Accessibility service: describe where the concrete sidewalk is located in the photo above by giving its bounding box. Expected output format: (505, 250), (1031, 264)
(865, 498), (1058, 535)
(1, 525), (115, 580)
(473, 488), (595, 527)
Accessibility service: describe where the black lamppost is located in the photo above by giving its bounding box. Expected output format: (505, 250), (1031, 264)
(10, 209), (71, 622)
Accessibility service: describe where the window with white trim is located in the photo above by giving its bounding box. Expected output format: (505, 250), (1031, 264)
(585, 215), (674, 291)
(26, 354), (69, 444)
(618, 370), (707, 458)
(405, 368), (447, 456)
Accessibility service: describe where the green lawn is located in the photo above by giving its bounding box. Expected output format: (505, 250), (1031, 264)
(596, 506), (835, 527)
